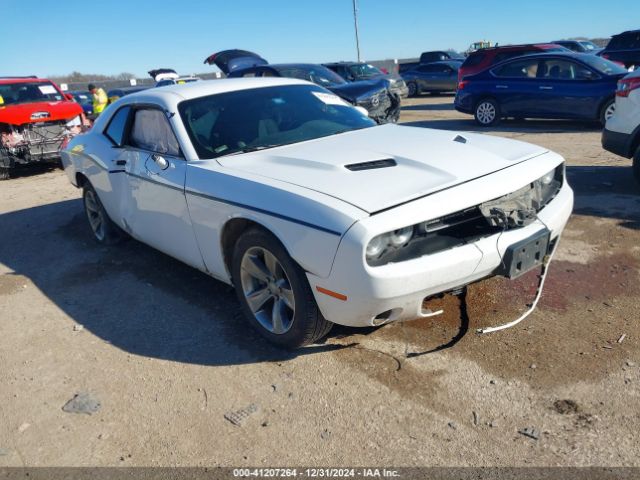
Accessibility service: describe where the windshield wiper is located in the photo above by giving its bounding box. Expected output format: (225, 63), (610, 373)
(216, 144), (282, 158)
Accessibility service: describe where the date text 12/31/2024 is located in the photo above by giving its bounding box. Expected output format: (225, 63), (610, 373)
(232, 468), (401, 478)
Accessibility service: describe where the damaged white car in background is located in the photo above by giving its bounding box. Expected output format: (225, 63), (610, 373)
(61, 78), (573, 348)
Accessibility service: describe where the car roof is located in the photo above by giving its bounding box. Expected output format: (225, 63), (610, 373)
(324, 61), (361, 66)
(0, 77), (51, 85)
(508, 51), (587, 59)
(612, 29), (640, 36)
(129, 77), (311, 101)
(470, 43), (561, 54)
(488, 51), (601, 68)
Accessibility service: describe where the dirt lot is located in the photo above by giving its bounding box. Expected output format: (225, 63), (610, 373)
(1, 95), (639, 468)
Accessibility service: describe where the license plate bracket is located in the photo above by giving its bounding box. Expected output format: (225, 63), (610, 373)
(501, 229), (550, 279)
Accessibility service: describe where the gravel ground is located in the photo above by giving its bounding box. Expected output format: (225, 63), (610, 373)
(0, 95), (638, 467)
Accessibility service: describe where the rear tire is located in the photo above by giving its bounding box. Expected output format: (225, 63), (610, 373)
(633, 147), (640, 185)
(82, 183), (124, 245)
(600, 99), (616, 126)
(474, 98), (500, 126)
(231, 227), (332, 349)
(407, 82), (419, 97)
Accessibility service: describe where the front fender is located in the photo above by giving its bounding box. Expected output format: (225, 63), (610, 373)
(185, 164), (367, 280)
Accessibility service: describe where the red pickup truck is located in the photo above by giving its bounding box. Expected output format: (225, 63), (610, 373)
(0, 77), (84, 180)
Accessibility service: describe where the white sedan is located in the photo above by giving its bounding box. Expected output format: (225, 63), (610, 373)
(62, 78), (573, 348)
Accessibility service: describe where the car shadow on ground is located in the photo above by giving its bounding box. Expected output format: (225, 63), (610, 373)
(568, 165), (640, 230)
(402, 117), (603, 134)
(4, 163), (60, 180)
(0, 199), (351, 368)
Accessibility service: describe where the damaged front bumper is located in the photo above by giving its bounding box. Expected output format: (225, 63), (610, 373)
(358, 90), (401, 124)
(307, 160), (573, 328)
(1, 118), (83, 170)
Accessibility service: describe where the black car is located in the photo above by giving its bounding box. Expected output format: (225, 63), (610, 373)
(419, 50), (464, 64)
(323, 61), (408, 97)
(551, 40), (603, 54)
(204, 50), (401, 124)
(401, 61), (460, 97)
(599, 30), (640, 69)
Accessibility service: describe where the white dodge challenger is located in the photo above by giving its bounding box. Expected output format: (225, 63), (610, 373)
(61, 78), (573, 348)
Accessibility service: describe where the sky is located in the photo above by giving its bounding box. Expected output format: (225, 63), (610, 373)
(2, 0), (638, 78)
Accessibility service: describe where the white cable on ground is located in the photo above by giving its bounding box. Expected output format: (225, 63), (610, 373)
(477, 229), (561, 335)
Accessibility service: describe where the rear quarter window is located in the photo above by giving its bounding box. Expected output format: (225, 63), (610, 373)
(104, 106), (131, 146)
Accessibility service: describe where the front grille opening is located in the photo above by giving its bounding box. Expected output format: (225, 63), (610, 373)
(367, 207), (502, 267)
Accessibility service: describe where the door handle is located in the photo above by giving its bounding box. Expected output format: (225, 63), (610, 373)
(116, 160), (127, 166)
(496, 85), (509, 89)
(539, 86), (553, 90)
(151, 154), (169, 170)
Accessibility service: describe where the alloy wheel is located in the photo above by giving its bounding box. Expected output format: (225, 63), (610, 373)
(476, 101), (496, 124)
(240, 246), (295, 335)
(604, 102), (616, 122)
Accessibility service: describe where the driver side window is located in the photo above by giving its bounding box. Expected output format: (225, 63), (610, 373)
(129, 108), (181, 157)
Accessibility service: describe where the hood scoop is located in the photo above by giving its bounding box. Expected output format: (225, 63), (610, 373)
(345, 158), (397, 171)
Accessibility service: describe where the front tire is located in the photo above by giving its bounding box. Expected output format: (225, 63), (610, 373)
(231, 228), (332, 349)
(82, 183), (124, 244)
(474, 98), (500, 126)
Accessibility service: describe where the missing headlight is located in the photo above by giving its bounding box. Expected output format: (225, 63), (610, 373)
(479, 165), (563, 229)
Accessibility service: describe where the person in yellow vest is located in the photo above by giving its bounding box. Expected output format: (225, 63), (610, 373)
(88, 84), (108, 117)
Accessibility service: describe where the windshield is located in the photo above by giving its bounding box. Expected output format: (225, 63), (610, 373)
(275, 65), (346, 87)
(0, 81), (64, 105)
(348, 63), (383, 79)
(579, 41), (599, 51)
(179, 85), (375, 159)
(579, 55), (628, 75)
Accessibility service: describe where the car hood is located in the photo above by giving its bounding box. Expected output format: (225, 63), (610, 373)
(0, 101), (83, 125)
(218, 124), (549, 213)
